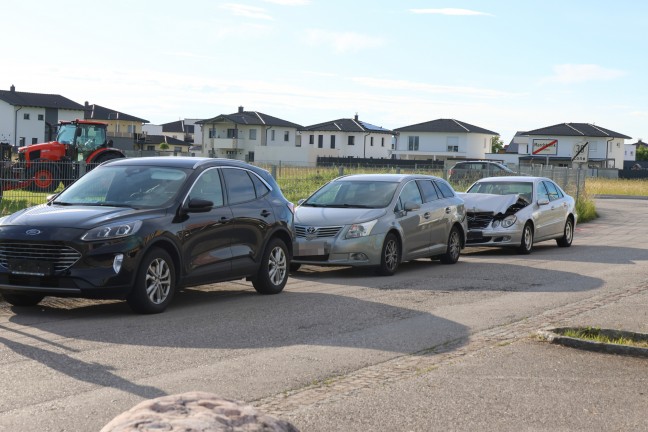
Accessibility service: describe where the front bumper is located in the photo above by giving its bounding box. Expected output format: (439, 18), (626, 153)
(465, 224), (524, 248)
(292, 233), (386, 267)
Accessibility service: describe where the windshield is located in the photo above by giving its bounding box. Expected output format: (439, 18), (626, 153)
(467, 181), (533, 202)
(303, 180), (398, 208)
(57, 124), (106, 151)
(53, 165), (189, 208)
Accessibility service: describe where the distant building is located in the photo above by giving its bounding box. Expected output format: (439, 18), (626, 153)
(144, 119), (203, 145)
(84, 102), (149, 148)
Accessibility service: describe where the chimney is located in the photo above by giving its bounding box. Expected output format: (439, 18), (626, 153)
(238, 106), (244, 113)
(10, 85), (15, 92)
(354, 113), (359, 121)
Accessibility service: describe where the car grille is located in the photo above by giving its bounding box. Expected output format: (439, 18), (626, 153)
(466, 212), (494, 230)
(0, 242), (82, 273)
(295, 225), (343, 238)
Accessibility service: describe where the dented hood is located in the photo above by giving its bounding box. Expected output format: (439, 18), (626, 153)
(458, 193), (521, 214)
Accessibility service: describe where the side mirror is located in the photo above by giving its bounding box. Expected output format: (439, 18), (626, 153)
(184, 198), (213, 213)
(537, 198), (550, 206)
(403, 201), (421, 212)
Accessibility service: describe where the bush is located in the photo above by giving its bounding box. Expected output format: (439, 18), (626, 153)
(576, 195), (598, 223)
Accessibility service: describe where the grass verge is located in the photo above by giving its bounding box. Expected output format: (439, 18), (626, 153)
(557, 326), (648, 348)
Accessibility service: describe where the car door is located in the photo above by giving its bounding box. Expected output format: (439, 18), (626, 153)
(533, 180), (555, 240)
(432, 180), (461, 254)
(416, 179), (447, 253)
(222, 167), (275, 277)
(181, 167), (234, 286)
(542, 180), (569, 237)
(395, 180), (432, 259)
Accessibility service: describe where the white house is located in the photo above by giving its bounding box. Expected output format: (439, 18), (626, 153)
(144, 119), (203, 146)
(300, 114), (394, 162)
(0, 85), (85, 147)
(196, 106), (302, 163)
(392, 119), (499, 162)
(514, 123), (631, 168)
(624, 139), (645, 162)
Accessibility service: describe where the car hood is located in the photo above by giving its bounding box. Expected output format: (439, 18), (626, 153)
(458, 193), (521, 214)
(295, 206), (387, 226)
(0, 204), (163, 229)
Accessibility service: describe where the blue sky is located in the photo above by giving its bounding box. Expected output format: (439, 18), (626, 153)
(3, 0), (647, 144)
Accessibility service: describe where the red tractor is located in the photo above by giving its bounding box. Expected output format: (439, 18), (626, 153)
(17, 119), (126, 192)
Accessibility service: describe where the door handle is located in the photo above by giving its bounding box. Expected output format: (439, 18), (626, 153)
(445, 207), (451, 214)
(423, 212), (431, 219)
(260, 210), (272, 217)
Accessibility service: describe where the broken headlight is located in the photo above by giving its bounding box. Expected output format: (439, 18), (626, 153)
(492, 215), (517, 229)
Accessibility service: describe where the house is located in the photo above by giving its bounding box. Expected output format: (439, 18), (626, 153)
(0, 85), (85, 147)
(196, 106), (303, 163)
(84, 102), (149, 150)
(624, 139), (647, 162)
(392, 119), (499, 162)
(143, 119), (203, 146)
(513, 123), (631, 168)
(301, 114), (394, 161)
(133, 134), (192, 155)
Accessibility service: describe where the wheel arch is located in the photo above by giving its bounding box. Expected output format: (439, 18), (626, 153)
(141, 238), (183, 284)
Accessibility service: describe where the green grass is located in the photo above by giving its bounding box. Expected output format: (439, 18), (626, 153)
(558, 327), (648, 348)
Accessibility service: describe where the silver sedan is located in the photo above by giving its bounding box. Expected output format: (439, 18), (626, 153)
(292, 173), (467, 275)
(459, 176), (577, 254)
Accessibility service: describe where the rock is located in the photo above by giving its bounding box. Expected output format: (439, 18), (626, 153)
(101, 391), (299, 432)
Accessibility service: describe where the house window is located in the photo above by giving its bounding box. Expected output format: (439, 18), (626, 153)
(128, 125), (135, 134)
(381, 137), (385, 147)
(23, 113), (30, 120)
(227, 128), (237, 138)
(309, 134), (314, 144)
(348, 136), (355, 146)
(271, 130), (275, 141)
(447, 145), (459, 152)
(38, 114), (44, 121)
(19, 137), (25, 146)
(408, 136), (419, 151)
(174, 147), (182, 153)
(249, 129), (257, 140)
(446, 136), (459, 151)
(331, 135), (336, 149)
(32, 138), (38, 144)
(318, 135), (323, 148)
(209, 128), (217, 138)
(147, 145), (155, 151)
(370, 137), (374, 146)
(284, 131), (289, 142)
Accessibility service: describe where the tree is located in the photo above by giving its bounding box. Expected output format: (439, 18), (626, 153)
(636, 145), (648, 161)
(491, 135), (504, 153)
(159, 143), (169, 151)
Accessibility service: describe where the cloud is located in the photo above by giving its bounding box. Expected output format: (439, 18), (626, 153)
(260, 0), (310, 4)
(409, 8), (493, 17)
(351, 76), (521, 98)
(306, 30), (384, 53)
(220, 3), (273, 20)
(544, 64), (627, 84)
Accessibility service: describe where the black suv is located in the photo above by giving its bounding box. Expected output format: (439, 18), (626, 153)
(0, 157), (294, 314)
(448, 161), (514, 183)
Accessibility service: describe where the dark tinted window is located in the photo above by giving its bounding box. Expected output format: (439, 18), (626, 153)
(434, 180), (455, 198)
(397, 181), (423, 211)
(223, 168), (256, 204)
(417, 180), (440, 202)
(536, 181), (550, 201)
(189, 168), (224, 207)
(250, 173), (270, 198)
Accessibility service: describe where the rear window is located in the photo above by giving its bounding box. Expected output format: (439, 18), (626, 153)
(434, 180), (455, 198)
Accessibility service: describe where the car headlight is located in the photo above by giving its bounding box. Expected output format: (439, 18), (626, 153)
(346, 220), (378, 239)
(81, 220), (143, 241)
(500, 215), (517, 228)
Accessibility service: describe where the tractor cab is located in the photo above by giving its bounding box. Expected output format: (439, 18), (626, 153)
(57, 121), (111, 161)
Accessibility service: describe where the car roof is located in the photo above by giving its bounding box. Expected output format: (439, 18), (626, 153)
(102, 156), (257, 170)
(475, 176), (549, 183)
(335, 173), (443, 182)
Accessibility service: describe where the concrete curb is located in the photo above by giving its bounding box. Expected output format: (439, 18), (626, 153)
(537, 327), (648, 358)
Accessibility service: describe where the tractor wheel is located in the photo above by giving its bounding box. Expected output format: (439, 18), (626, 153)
(27, 159), (60, 193)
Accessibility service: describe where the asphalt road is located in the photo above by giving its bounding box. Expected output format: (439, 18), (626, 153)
(1, 198), (647, 431)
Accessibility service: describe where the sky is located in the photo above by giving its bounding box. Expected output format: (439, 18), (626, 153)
(2, 0), (647, 145)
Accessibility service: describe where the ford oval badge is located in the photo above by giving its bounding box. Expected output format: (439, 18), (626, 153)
(25, 229), (42, 236)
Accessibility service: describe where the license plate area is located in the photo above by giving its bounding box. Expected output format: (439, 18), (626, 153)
(295, 240), (326, 257)
(467, 231), (483, 241)
(8, 260), (53, 276)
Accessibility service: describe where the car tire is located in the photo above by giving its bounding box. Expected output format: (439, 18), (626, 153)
(556, 217), (574, 247)
(517, 222), (534, 255)
(440, 226), (462, 264)
(252, 238), (289, 295)
(2, 292), (45, 307)
(376, 233), (400, 276)
(127, 248), (175, 314)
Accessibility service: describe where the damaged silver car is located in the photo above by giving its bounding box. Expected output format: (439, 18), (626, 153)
(459, 176), (576, 254)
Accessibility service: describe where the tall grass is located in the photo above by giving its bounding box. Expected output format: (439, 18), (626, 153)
(586, 177), (648, 197)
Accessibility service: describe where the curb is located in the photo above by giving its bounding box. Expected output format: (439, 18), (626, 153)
(537, 327), (648, 358)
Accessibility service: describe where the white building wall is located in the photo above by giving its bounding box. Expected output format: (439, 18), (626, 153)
(0, 102), (13, 143)
(302, 131), (392, 159)
(395, 132), (495, 160)
(528, 135), (625, 168)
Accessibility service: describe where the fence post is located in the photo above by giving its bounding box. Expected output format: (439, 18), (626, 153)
(338, 166), (344, 176)
(576, 168), (581, 202)
(271, 165), (277, 179)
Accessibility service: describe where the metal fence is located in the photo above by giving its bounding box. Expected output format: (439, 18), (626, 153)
(0, 158), (587, 216)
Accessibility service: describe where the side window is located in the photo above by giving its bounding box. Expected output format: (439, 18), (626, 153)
(536, 181), (550, 202)
(434, 180), (455, 198)
(417, 180), (440, 202)
(543, 181), (562, 201)
(188, 169), (224, 207)
(250, 172), (270, 198)
(223, 168), (256, 204)
(397, 181), (423, 210)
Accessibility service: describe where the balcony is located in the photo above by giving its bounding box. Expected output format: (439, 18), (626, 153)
(206, 137), (246, 150)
